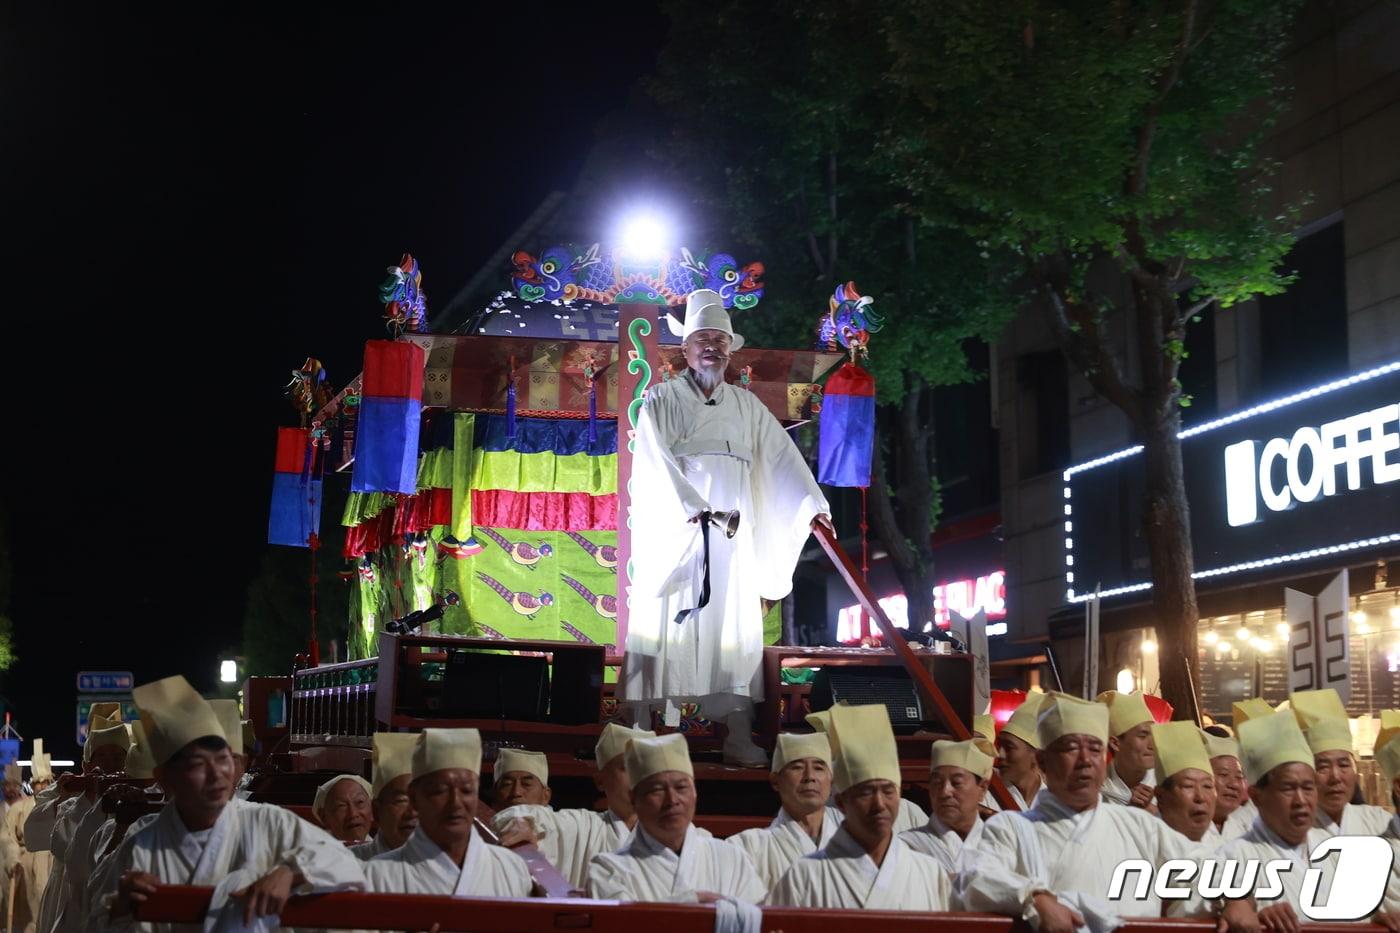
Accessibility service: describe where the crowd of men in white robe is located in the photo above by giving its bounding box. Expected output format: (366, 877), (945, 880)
(7, 674), (1400, 930)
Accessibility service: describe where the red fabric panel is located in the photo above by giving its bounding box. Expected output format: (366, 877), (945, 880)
(390, 489), (452, 536)
(472, 490), (618, 531)
(361, 340), (424, 401)
(343, 511), (394, 558)
(274, 427), (310, 475)
(824, 361), (876, 397)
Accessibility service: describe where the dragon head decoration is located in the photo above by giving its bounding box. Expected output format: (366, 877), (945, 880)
(816, 282), (883, 357)
(380, 254), (427, 335)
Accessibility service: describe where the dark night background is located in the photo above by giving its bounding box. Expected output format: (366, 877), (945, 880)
(0, 6), (668, 756)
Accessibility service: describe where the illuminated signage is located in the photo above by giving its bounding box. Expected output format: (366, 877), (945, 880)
(836, 570), (1008, 641)
(1064, 361), (1400, 602)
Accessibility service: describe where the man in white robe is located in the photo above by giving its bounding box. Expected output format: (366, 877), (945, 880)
(1202, 728), (1251, 842)
(1096, 690), (1157, 808)
(957, 693), (1200, 932)
(313, 775), (374, 846)
(727, 733), (842, 890)
(91, 675), (363, 930)
(364, 728), (532, 899)
(1291, 688), (1390, 836)
(588, 733), (764, 902)
(806, 708), (928, 831)
(1, 744), (53, 933)
(768, 703), (951, 910)
(984, 693), (1046, 812)
(351, 733), (418, 861)
(1151, 721), (1218, 845)
(492, 725), (659, 889)
(624, 288), (831, 767)
(900, 739), (990, 873)
(1180, 709), (1342, 931)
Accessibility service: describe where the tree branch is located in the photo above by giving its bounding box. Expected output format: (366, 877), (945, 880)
(794, 181), (829, 279)
(1126, 0), (1199, 197)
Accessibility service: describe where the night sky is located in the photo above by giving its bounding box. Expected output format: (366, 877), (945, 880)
(0, 6), (667, 756)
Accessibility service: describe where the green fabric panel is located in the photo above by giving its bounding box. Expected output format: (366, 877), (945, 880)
(471, 451), (618, 495)
(342, 492), (391, 528)
(451, 414), (476, 540)
(763, 600), (782, 647)
(421, 448), (453, 490)
(462, 528), (619, 654)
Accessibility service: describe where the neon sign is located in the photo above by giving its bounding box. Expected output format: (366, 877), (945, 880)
(836, 570), (1007, 642)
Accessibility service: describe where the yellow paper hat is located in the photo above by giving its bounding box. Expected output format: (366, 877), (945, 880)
(930, 739), (995, 780)
(496, 748), (549, 785)
(1374, 711), (1400, 782)
(1095, 690), (1156, 738)
(123, 721), (157, 780)
(595, 723), (658, 769)
(1290, 689), (1353, 755)
(1037, 692), (1110, 746)
(1200, 729), (1240, 762)
(624, 733), (693, 789)
(29, 739), (52, 783)
(371, 733), (419, 798)
(411, 728), (483, 779)
(1152, 721), (1212, 780)
(1232, 698), (1274, 726)
(805, 708), (834, 733)
(772, 732), (832, 773)
(973, 714), (995, 739)
(312, 774), (373, 821)
(1238, 709), (1314, 786)
(829, 703), (902, 793)
(89, 702), (124, 725)
(84, 722), (134, 764)
(1002, 692), (1049, 749)
(209, 700), (243, 757)
(133, 676), (223, 767)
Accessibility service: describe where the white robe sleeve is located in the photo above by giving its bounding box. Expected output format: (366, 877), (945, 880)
(745, 397), (828, 601)
(764, 860), (811, 907)
(627, 391), (708, 601)
(23, 789), (60, 852)
(257, 805), (366, 893)
(954, 814), (1042, 920)
(586, 852), (635, 900)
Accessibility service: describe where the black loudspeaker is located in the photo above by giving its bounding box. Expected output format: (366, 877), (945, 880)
(810, 657), (973, 735)
(442, 651), (549, 722)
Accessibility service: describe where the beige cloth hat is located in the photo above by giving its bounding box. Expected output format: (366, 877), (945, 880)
(772, 732), (833, 773)
(1373, 711), (1400, 782)
(313, 775), (373, 821)
(829, 703), (902, 793)
(1037, 692), (1110, 746)
(88, 702), (124, 726)
(1200, 729), (1240, 762)
(594, 723), (658, 769)
(1002, 692), (1049, 749)
(371, 733), (419, 798)
(412, 728), (483, 780)
(1232, 698), (1274, 726)
(930, 739), (995, 780)
(29, 739), (52, 783)
(1095, 690), (1156, 738)
(973, 714), (995, 739)
(84, 722), (134, 764)
(805, 708), (834, 733)
(624, 733), (694, 789)
(123, 721), (157, 780)
(496, 749), (549, 785)
(666, 288), (745, 351)
(132, 676), (224, 767)
(1238, 709), (1315, 786)
(1153, 721), (1212, 780)
(209, 700), (243, 757)
(1290, 689), (1353, 755)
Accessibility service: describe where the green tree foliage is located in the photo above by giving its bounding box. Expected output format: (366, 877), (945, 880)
(649, 0), (1020, 632)
(0, 505), (15, 670)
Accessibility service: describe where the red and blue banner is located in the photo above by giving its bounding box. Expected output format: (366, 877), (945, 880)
(352, 340), (424, 494)
(818, 362), (876, 487)
(268, 426), (322, 547)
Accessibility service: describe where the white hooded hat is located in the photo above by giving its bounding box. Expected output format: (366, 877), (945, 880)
(667, 288), (745, 351)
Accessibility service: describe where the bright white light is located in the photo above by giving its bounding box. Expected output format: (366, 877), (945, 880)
(1116, 667), (1136, 693)
(1391, 605), (1400, 625)
(16, 759), (76, 767)
(619, 215), (671, 260)
(1276, 622), (1291, 637)
(1141, 638), (1157, 654)
(1235, 627), (1251, 643)
(220, 660), (238, 684)
(1352, 609), (1369, 625)
(1203, 630), (1219, 645)
(1252, 638), (1274, 654)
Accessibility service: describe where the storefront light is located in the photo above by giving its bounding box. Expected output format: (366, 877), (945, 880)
(1390, 605), (1400, 626)
(1235, 626), (1251, 643)
(1276, 622), (1290, 638)
(1141, 638), (1157, 654)
(1251, 638), (1273, 653)
(1116, 668), (1135, 693)
(1203, 630), (1219, 646)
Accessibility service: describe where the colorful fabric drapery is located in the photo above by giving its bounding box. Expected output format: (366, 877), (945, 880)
(352, 340), (424, 494)
(817, 361), (876, 487)
(267, 427), (322, 547)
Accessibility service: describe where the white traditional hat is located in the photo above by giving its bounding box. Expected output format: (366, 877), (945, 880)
(132, 676), (222, 767)
(209, 700), (244, 757)
(828, 703), (901, 793)
(1200, 729), (1240, 762)
(666, 288), (745, 351)
(496, 749), (549, 785)
(312, 775), (373, 822)
(29, 739), (52, 783)
(930, 739), (995, 781)
(1002, 692), (1048, 749)
(124, 721), (157, 780)
(772, 733), (832, 773)
(371, 733), (419, 798)
(595, 723), (658, 770)
(1095, 690), (1156, 738)
(1152, 721), (1213, 781)
(1290, 689), (1354, 756)
(1037, 692), (1110, 746)
(624, 733), (694, 789)
(1238, 710), (1314, 786)
(412, 728), (483, 779)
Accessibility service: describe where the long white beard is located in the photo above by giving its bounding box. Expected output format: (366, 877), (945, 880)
(690, 364), (727, 394)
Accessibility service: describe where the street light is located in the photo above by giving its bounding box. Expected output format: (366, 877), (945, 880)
(619, 214), (671, 260)
(220, 660), (238, 684)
